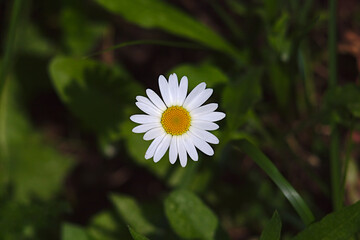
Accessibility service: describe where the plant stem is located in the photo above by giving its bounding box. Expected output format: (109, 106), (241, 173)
(0, 0), (23, 194)
(0, 0), (22, 93)
(328, 0), (341, 210)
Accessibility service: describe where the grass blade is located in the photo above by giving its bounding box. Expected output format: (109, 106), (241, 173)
(0, 0), (22, 93)
(84, 39), (203, 59)
(235, 140), (315, 225)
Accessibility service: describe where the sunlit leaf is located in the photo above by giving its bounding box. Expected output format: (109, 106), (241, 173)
(129, 226), (151, 240)
(62, 223), (90, 240)
(164, 189), (218, 240)
(94, 0), (240, 58)
(293, 201), (360, 240)
(111, 194), (157, 236)
(260, 211), (282, 240)
(88, 211), (124, 240)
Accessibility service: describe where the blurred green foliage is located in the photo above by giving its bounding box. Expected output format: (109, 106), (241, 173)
(1, 0), (360, 239)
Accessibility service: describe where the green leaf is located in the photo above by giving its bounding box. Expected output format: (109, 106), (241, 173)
(235, 140), (315, 225)
(62, 223), (90, 240)
(120, 121), (171, 177)
(110, 194), (157, 235)
(222, 68), (262, 130)
(169, 62), (228, 90)
(164, 189), (218, 240)
(94, 0), (239, 58)
(293, 201), (360, 240)
(49, 56), (142, 141)
(60, 7), (107, 55)
(0, 79), (74, 202)
(88, 211), (123, 240)
(17, 23), (56, 56)
(0, 199), (67, 239)
(260, 211), (282, 240)
(128, 226), (151, 240)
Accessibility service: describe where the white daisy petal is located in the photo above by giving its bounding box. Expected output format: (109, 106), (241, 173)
(153, 134), (172, 162)
(146, 89), (167, 111)
(135, 102), (161, 116)
(191, 103), (218, 116)
(132, 123), (161, 133)
(145, 134), (165, 159)
(190, 127), (219, 144)
(177, 76), (188, 105)
(159, 75), (172, 107)
(143, 127), (164, 140)
(168, 73), (178, 104)
(183, 82), (206, 108)
(130, 114), (159, 124)
(192, 120), (219, 131)
(169, 136), (178, 164)
(186, 89), (213, 111)
(132, 74), (225, 166)
(136, 96), (161, 111)
(189, 132), (214, 156)
(196, 112), (226, 122)
(178, 136), (188, 167)
(183, 135), (198, 161)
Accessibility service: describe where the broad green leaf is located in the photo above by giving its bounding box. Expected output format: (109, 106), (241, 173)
(120, 121), (170, 177)
(0, 79), (73, 202)
(235, 140), (315, 226)
(49, 56), (142, 141)
(60, 7), (107, 55)
(293, 201), (360, 240)
(17, 23), (56, 56)
(88, 211), (123, 240)
(164, 189), (218, 240)
(260, 211), (282, 240)
(110, 194), (157, 235)
(169, 62), (228, 90)
(62, 223), (90, 240)
(94, 0), (239, 58)
(222, 68), (262, 130)
(129, 226), (151, 240)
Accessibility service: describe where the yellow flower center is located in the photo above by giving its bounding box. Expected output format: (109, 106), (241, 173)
(161, 106), (191, 135)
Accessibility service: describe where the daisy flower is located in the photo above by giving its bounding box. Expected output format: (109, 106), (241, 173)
(130, 73), (225, 167)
